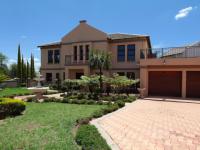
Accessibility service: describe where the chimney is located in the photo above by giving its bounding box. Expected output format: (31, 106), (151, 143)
(79, 20), (87, 24)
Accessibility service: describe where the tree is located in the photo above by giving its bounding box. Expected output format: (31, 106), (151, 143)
(0, 52), (7, 67)
(0, 69), (8, 83)
(30, 54), (35, 79)
(110, 73), (139, 95)
(21, 55), (24, 82)
(26, 61), (29, 85)
(89, 49), (111, 94)
(17, 45), (21, 80)
(9, 63), (17, 78)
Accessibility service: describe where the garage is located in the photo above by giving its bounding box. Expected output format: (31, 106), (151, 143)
(148, 71), (182, 97)
(186, 71), (200, 98)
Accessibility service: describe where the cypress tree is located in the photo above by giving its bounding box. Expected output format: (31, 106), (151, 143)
(26, 61), (29, 86)
(30, 54), (35, 79)
(17, 45), (21, 81)
(21, 55), (24, 82)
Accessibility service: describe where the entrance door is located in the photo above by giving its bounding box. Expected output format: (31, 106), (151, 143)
(76, 73), (84, 79)
(148, 71), (182, 97)
(186, 71), (200, 98)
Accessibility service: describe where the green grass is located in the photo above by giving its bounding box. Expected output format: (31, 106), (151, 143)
(0, 103), (105, 150)
(0, 87), (32, 97)
(76, 125), (111, 150)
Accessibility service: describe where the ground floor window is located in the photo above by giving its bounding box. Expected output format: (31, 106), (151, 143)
(46, 73), (52, 82)
(63, 72), (65, 80)
(56, 73), (60, 80)
(117, 72), (125, 76)
(76, 73), (84, 79)
(127, 72), (135, 79)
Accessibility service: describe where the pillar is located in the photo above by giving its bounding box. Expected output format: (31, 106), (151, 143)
(182, 70), (186, 98)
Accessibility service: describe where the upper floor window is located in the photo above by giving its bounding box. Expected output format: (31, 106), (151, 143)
(73, 46), (77, 61)
(48, 50), (53, 64)
(127, 44), (135, 61)
(85, 45), (90, 60)
(117, 45), (125, 62)
(79, 45), (83, 60)
(54, 50), (60, 64)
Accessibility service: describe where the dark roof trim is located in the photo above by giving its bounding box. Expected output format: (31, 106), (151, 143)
(38, 42), (61, 48)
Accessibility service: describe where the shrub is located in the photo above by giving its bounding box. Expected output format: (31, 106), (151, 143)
(75, 125), (111, 150)
(76, 117), (92, 125)
(92, 110), (104, 118)
(115, 100), (125, 108)
(0, 98), (26, 118)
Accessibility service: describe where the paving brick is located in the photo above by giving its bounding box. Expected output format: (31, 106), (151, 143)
(92, 99), (200, 150)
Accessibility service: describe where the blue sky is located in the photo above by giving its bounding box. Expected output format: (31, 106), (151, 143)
(0, 0), (199, 70)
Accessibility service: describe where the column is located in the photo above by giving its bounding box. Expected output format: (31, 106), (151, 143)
(182, 70), (186, 98)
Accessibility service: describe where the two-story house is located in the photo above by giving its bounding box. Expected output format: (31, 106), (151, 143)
(38, 20), (151, 83)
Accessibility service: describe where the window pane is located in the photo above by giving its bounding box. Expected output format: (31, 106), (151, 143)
(85, 45), (89, 60)
(54, 50), (60, 64)
(79, 46), (83, 60)
(127, 72), (135, 79)
(117, 45), (125, 62)
(74, 46), (77, 61)
(127, 44), (135, 61)
(63, 72), (65, 80)
(46, 73), (52, 82)
(48, 50), (53, 64)
(117, 72), (125, 76)
(56, 73), (60, 79)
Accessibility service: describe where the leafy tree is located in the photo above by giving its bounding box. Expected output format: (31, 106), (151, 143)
(89, 49), (111, 94)
(80, 75), (100, 94)
(110, 73), (139, 95)
(0, 69), (8, 83)
(9, 63), (17, 78)
(62, 79), (80, 95)
(17, 45), (22, 80)
(0, 52), (7, 67)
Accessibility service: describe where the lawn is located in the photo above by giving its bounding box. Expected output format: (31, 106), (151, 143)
(0, 103), (105, 150)
(0, 87), (32, 97)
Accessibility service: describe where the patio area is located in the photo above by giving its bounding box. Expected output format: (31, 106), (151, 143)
(91, 99), (200, 150)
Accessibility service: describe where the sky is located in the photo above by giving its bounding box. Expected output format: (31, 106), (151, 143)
(0, 0), (199, 70)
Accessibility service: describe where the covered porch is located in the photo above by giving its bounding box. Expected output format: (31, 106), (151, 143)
(65, 66), (90, 79)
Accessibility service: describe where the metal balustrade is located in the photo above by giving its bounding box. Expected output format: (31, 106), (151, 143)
(141, 46), (200, 59)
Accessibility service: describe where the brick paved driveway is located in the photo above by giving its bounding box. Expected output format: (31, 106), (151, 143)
(91, 99), (200, 150)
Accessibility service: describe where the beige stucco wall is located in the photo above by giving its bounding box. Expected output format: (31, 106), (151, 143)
(140, 57), (200, 98)
(40, 21), (150, 81)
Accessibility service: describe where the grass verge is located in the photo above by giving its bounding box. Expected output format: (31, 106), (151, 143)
(76, 125), (111, 150)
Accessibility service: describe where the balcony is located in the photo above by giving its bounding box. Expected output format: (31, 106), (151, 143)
(65, 55), (89, 66)
(141, 46), (200, 59)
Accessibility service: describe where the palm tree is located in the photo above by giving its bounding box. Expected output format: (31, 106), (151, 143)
(89, 49), (111, 94)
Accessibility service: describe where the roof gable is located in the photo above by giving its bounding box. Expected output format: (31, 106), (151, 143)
(61, 21), (107, 43)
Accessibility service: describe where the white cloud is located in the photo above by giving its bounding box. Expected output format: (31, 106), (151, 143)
(175, 6), (193, 20)
(153, 42), (165, 48)
(7, 59), (17, 66)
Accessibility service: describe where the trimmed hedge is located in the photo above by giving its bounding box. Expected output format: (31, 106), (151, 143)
(76, 125), (111, 150)
(0, 98), (26, 119)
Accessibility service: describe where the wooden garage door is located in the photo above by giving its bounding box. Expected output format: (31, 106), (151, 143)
(186, 71), (200, 98)
(149, 71), (182, 97)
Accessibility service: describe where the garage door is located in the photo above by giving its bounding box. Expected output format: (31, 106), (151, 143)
(186, 71), (200, 98)
(149, 71), (182, 97)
